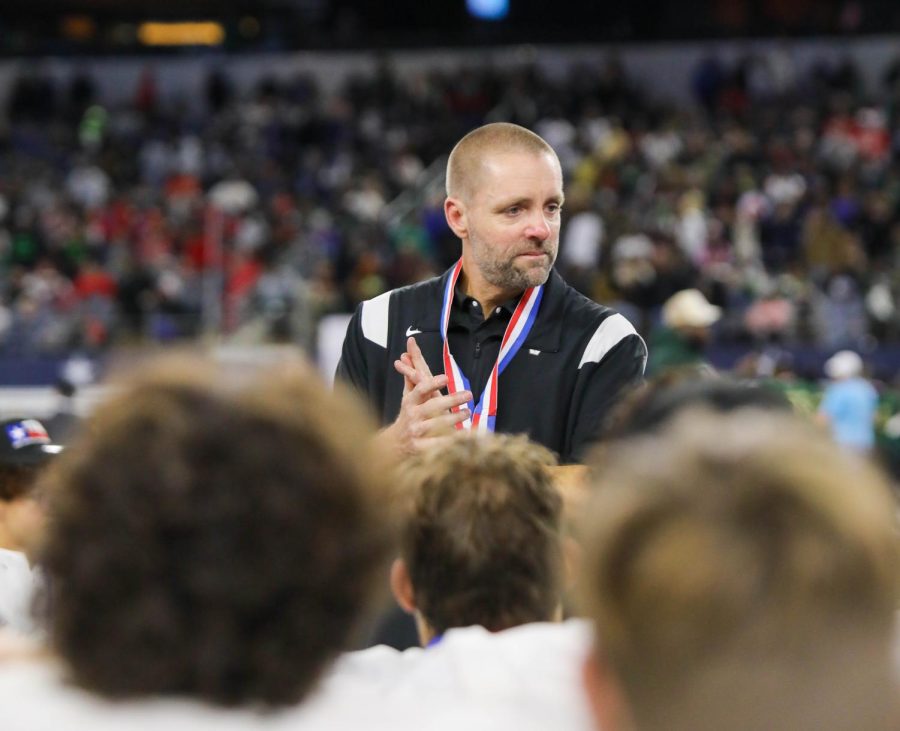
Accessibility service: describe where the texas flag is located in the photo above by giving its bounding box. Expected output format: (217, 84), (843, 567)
(7, 419), (51, 449)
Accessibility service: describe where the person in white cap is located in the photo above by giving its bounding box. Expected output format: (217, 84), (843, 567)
(0, 417), (63, 635)
(817, 350), (878, 453)
(646, 288), (721, 376)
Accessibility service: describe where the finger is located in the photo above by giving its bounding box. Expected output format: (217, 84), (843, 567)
(397, 352), (424, 393)
(394, 358), (420, 385)
(402, 374), (415, 396)
(405, 353), (447, 400)
(422, 407), (471, 434)
(408, 405), (471, 439)
(416, 390), (473, 418)
(410, 435), (457, 453)
(407, 337), (435, 380)
(395, 356), (432, 385)
(409, 373), (450, 402)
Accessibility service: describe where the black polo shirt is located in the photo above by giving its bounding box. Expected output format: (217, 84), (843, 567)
(447, 289), (519, 405)
(336, 266), (647, 463)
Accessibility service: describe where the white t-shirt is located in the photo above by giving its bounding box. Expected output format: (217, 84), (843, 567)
(313, 619), (595, 730)
(0, 621), (594, 731)
(0, 548), (37, 635)
(0, 658), (419, 731)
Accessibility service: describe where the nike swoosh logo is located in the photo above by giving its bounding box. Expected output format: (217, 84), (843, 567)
(406, 326), (422, 337)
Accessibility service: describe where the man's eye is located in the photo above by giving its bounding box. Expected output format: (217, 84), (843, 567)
(506, 206), (521, 216)
(546, 203), (561, 214)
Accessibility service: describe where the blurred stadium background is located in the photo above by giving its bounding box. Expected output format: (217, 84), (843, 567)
(3, 0), (900, 463)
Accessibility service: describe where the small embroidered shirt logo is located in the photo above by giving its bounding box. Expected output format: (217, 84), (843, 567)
(529, 349), (541, 355)
(406, 326), (422, 337)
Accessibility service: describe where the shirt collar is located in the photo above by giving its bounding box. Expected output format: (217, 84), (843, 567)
(411, 264), (566, 353)
(452, 268), (566, 353)
(453, 282), (519, 317)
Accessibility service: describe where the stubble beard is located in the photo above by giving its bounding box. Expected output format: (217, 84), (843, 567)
(471, 239), (557, 293)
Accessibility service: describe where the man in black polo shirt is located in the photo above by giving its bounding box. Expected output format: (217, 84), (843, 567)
(336, 122), (646, 464)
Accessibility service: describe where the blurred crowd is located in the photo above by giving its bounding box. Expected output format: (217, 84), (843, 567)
(3, 47), (900, 362)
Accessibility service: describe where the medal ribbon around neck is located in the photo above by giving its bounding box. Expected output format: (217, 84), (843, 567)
(440, 259), (544, 433)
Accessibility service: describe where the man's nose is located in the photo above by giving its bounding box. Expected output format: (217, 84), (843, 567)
(524, 212), (551, 241)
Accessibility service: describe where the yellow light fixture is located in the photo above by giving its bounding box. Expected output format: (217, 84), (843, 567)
(137, 22), (225, 47)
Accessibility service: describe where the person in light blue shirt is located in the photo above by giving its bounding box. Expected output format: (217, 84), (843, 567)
(817, 350), (878, 453)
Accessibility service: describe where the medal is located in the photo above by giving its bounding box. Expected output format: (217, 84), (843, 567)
(440, 259), (543, 433)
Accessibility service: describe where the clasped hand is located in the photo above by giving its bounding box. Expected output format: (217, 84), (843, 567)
(377, 337), (471, 456)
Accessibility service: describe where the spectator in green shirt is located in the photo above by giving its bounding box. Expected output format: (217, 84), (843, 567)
(647, 289), (721, 377)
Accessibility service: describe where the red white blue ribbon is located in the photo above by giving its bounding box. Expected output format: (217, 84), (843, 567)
(440, 259), (543, 433)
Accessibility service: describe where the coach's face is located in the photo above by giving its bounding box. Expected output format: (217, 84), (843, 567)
(447, 149), (563, 295)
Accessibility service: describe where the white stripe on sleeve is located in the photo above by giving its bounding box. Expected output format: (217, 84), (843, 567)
(361, 290), (392, 348)
(578, 313), (644, 369)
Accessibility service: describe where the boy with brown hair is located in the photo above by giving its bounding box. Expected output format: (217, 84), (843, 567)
(580, 409), (900, 731)
(390, 433), (565, 645)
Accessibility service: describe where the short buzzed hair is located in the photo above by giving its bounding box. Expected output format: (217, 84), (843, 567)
(397, 433), (562, 635)
(445, 122), (558, 202)
(581, 409), (900, 731)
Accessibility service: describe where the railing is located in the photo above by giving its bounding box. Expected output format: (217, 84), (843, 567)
(380, 154), (449, 232)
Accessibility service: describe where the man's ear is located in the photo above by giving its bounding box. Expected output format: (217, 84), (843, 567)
(390, 558), (417, 615)
(444, 197), (468, 239)
(582, 650), (634, 731)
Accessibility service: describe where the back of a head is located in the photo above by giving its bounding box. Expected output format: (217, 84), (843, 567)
(446, 122), (557, 202)
(38, 356), (394, 708)
(398, 433), (562, 635)
(581, 409), (900, 731)
(601, 374), (792, 443)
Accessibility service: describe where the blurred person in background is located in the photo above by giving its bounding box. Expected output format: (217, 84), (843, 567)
(0, 418), (61, 635)
(338, 122), (646, 464)
(0, 356), (400, 730)
(599, 368), (792, 444)
(817, 349), (878, 453)
(389, 433), (568, 646)
(580, 409), (900, 731)
(646, 289), (720, 377)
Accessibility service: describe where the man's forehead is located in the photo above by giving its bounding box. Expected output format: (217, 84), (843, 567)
(469, 149), (562, 198)
(476, 148), (560, 174)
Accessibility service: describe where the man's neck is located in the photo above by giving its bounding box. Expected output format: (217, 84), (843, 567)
(459, 266), (521, 320)
(415, 613), (437, 648)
